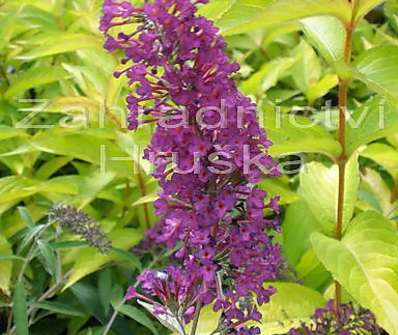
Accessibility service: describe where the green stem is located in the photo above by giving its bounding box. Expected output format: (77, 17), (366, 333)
(102, 297), (127, 335)
(23, 271), (72, 333)
(179, 320), (188, 335)
(137, 167), (151, 229)
(190, 301), (202, 335)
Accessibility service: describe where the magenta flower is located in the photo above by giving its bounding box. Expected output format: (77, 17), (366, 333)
(101, 0), (282, 333)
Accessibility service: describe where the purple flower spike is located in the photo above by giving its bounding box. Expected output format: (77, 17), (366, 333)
(101, 0), (282, 333)
(288, 300), (382, 334)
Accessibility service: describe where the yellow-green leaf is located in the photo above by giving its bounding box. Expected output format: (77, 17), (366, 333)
(298, 154), (360, 236)
(312, 211), (398, 335)
(4, 66), (68, 99)
(200, 0), (352, 36)
(354, 0), (387, 22)
(263, 108), (341, 159)
(18, 33), (101, 60)
(301, 16), (346, 65)
(259, 283), (326, 334)
(0, 235), (13, 294)
(346, 97), (398, 155)
(63, 228), (143, 290)
(354, 45), (398, 105)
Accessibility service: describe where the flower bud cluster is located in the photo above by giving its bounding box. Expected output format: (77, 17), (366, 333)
(50, 205), (112, 254)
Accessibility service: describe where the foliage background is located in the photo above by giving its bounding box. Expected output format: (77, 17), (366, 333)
(0, 0), (398, 334)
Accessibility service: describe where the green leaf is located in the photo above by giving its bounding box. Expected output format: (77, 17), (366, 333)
(354, 45), (398, 105)
(290, 40), (322, 95)
(259, 283), (326, 334)
(63, 229), (142, 290)
(17, 207), (35, 229)
(295, 249), (331, 290)
(131, 193), (158, 207)
(346, 97), (398, 154)
(306, 74), (339, 103)
(70, 282), (106, 323)
(112, 247), (142, 271)
(49, 240), (88, 250)
(240, 57), (297, 96)
(0, 176), (39, 204)
(0, 255), (25, 262)
(72, 170), (116, 208)
(62, 63), (108, 96)
(13, 282), (29, 335)
(0, 128), (27, 141)
(259, 178), (299, 205)
(198, 0), (269, 34)
(361, 143), (398, 180)
(30, 129), (135, 178)
(12, 4), (58, 31)
(298, 154), (360, 236)
(311, 211), (398, 335)
(17, 224), (47, 254)
(34, 157), (73, 180)
(301, 16), (346, 65)
(4, 66), (68, 99)
(18, 33), (101, 60)
(0, 12), (17, 49)
(115, 130), (153, 174)
(260, 21), (302, 48)
(117, 304), (158, 335)
(30, 301), (86, 317)
(264, 108), (341, 159)
(98, 268), (112, 316)
(360, 168), (396, 217)
(47, 96), (100, 116)
(354, 0), (387, 22)
(282, 200), (319, 266)
(200, 0), (352, 36)
(37, 240), (58, 278)
(0, 235), (13, 294)
(109, 285), (123, 308)
(1, 204), (46, 238)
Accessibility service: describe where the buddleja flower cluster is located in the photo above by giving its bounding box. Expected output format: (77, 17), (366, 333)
(288, 301), (382, 335)
(50, 205), (112, 254)
(101, 0), (282, 333)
